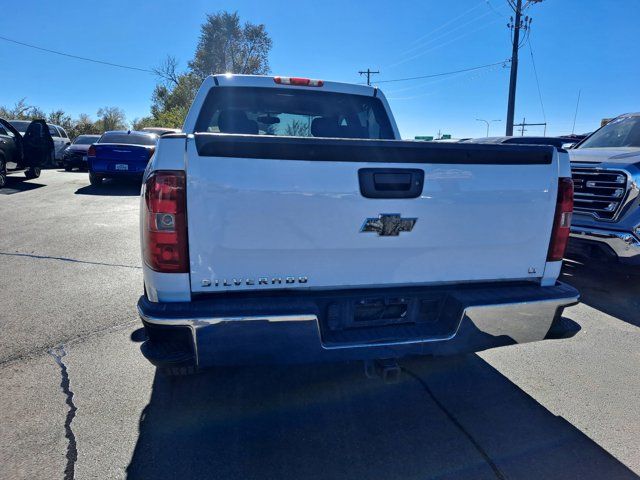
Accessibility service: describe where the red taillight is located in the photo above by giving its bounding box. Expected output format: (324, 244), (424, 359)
(547, 177), (574, 262)
(142, 171), (189, 273)
(274, 76), (324, 87)
(87, 145), (96, 157)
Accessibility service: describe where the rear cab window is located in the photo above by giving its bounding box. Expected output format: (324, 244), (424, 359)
(9, 120), (30, 134)
(98, 132), (158, 146)
(73, 135), (100, 145)
(194, 87), (394, 139)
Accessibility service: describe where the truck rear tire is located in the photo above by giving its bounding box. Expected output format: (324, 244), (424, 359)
(89, 172), (103, 186)
(24, 167), (41, 180)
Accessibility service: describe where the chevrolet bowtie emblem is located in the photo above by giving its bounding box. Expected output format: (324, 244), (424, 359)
(360, 214), (417, 236)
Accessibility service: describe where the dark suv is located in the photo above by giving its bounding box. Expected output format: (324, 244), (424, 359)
(0, 118), (53, 188)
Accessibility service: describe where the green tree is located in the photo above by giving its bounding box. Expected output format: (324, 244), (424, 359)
(139, 10), (272, 129)
(149, 72), (201, 127)
(189, 11), (272, 79)
(0, 98), (46, 120)
(70, 113), (101, 138)
(0, 100), (105, 139)
(284, 119), (311, 137)
(47, 110), (73, 131)
(95, 106), (127, 131)
(131, 116), (156, 131)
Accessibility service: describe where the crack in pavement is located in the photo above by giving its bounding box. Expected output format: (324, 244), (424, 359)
(0, 251), (141, 270)
(49, 345), (78, 480)
(402, 366), (506, 480)
(0, 319), (139, 367)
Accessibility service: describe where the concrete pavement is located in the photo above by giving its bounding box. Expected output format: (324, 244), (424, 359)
(1, 170), (638, 479)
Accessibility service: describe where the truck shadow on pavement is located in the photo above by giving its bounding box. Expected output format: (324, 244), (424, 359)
(74, 179), (141, 197)
(0, 177), (45, 195)
(125, 354), (637, 480)
(55, 168), (87, 174)
(561, 259), (640, 328)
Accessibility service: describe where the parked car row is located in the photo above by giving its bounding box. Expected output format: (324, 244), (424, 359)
(0, 118), (177, 186)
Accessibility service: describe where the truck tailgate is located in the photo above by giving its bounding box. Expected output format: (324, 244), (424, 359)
(186, 134), (558, 293)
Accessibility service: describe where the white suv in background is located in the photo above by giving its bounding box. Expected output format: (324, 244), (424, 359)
(49, 124), (71, 163)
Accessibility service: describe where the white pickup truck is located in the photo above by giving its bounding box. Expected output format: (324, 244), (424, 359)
(137, 74), (579, 375)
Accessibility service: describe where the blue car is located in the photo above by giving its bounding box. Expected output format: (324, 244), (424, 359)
(87, 130), (159, 185)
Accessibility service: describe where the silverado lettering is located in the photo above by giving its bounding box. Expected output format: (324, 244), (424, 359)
(204, 277), (309, 287)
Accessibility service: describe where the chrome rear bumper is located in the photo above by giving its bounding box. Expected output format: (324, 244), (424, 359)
(137, 282), (579, 368)
(570, 226), (640, 265)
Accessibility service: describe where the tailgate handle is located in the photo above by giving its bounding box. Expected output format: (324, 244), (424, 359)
(359, 168), (424, 199)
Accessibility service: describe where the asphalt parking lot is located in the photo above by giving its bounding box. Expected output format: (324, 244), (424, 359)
(1, 169), (639, 480)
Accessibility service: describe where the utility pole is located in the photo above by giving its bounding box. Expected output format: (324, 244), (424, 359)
(505, 0), (540, 135)
(518, 117), (526, 136)
(476, 118), (502, 137)
(358, 68), (380, 86)
(513, 117), (547, 136)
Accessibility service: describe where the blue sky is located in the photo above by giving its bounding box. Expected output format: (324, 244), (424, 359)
(0, 0), (638, 138)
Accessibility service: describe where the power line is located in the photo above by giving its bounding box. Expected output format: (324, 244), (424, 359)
(485, 0), (507, 18)
(368, 59), (510, 85)
(396, 0), (503, 67)
(0, 34), (155, 74)
(571, 90), (582, 134)
(387, 16), (501, 69)
(393, 10), (493, 64)
(384, 68), (473, 95)
(386, 2), (505, 71)
(405, 2), (487, 48)
(527, 37), (546, 123)
(385, 61), (505, 101)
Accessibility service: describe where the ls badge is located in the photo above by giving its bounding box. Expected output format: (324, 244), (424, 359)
(360, 214), (417, 236)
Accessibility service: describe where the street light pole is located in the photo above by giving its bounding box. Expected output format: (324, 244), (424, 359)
(476, 118), (502, 137)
